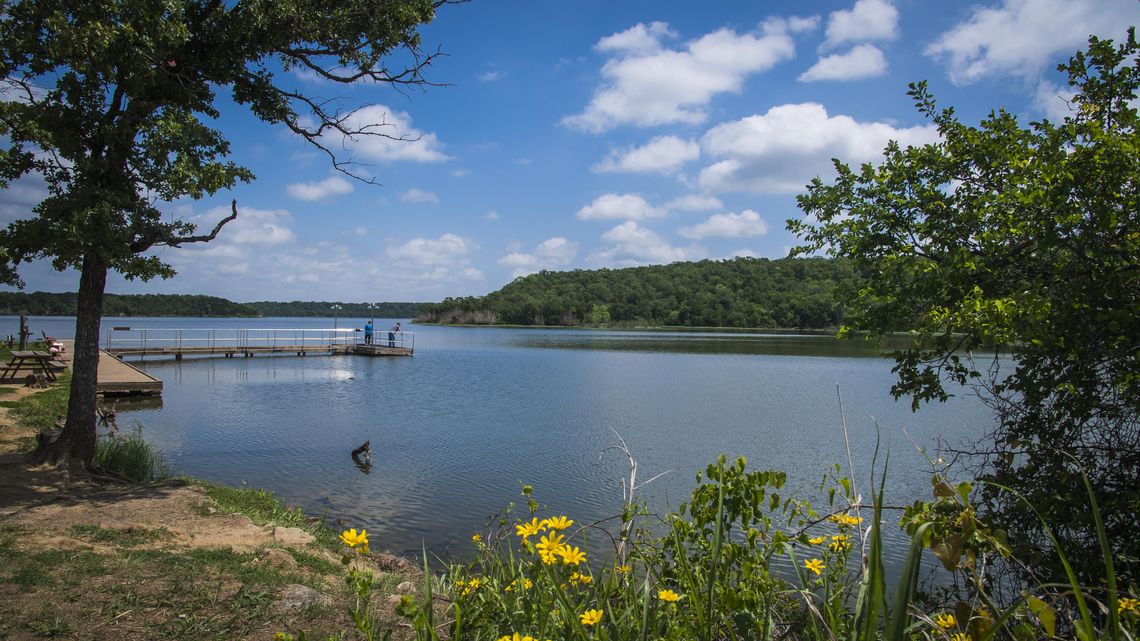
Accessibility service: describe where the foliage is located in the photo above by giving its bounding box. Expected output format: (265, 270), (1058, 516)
(419, 257), (858, 328)
(789, 32), (1140, 585)
(307, 455), (1140, 641)
(0, 0), (453, 463)
(92, 425), (169, 483)
(0, 291), (425, 318)
(5, 370), (70, 431)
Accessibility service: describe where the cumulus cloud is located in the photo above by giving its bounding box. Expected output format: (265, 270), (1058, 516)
(576, 193), (664, 221)
(485, 210), (501, 221)
(314, 104), (451, 164)
(400, 188), (440, 204)
(498, 237), (579, 278)
(698, 102), (938, 193)
(564, 19), (804, 132)
(387, 233), (478, 268)
(1034, 80), (1077, 121)
(204, 206), (296, 246)
(285, 176), (354, 201)
(0, 174), (48, 223)
(589, 221), (699, 266)
(679, 210), (770, 239)
(823, 0), (899, 49)
(799, 44), (887, 82)
(664, 194), (724, 212)
(592, 136), (700, 174)
(926, 0), (1140, 84)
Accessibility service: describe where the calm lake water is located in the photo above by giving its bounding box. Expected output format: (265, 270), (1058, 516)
(5, 315), (997, 569)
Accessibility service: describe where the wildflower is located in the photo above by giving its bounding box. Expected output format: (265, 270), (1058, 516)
(658, 589), (681, 602)
(497, 634), (536, 641)
(569, 571), (593, 585)
(829, 534), (851, 552)
(579, 609), (604, 626)
(615, 564), (631, 574)
(949, 634), (971, 641)
(804, 558), (825, 575)
(829, 513), (863, 528)
(523, 578), (533, 589)
(516, 517), (547, 540)
(545, 515), (574, 531)
(558, 545), (587, 565)
(536, 532), (566, 554)
(934, 612), (957, 629)
(808, 536), (825, 545)
(539, 548), (560, 565)
(472, 533), (482, 543)
(1120, 597), (1140, 616)
(339, 528), (368, 549)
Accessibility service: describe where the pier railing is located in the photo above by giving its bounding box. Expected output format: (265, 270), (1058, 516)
(105, 327), (357, 356)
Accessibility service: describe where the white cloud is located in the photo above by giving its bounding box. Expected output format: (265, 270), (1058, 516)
(204, 206), (296, 246)
(351, 226), (368, 237)
(799, 44), (887, 82)
(926, 0), (1140, 84)
(679, 210), (770, 239)
(498, 237), (579, 278)
(400, 188), (440, 204)
(0, 174), (48, 223)
(451, 168), (471, 177)
(285, 176), (354, 201)
(479, 71), (502, 82)
(589, 221), (698, 266)
(387, 233), (478, 268)
(485, 210), (501, 221)
(699, 102), (939, 193)
(664, 194), (724, 212)
(576, 193), (664, 221)
(592, 136), (700, 174)
(823, 0), (899, 49)
(564, 21), (800, 132)
(764, 15), (821, 35)
(596, 21), (677, 55)
(315, 104), (451, 164)
(1034, 80), (1077, 121)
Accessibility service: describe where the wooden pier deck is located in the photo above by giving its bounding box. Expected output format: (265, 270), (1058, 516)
(59, 341), (164, 396)
(353, 344), (414, 357)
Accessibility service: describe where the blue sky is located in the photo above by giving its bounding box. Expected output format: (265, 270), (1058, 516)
(3, 0), (1139, 303)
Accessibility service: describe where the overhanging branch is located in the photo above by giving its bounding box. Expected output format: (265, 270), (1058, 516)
(166, 198), (238, 247)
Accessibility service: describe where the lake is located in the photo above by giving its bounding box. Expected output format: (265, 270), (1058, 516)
(4, 315), (997, 570)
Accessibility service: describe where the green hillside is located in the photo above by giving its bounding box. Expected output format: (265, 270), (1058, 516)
(0, 292), (259, 317)
(417, 256), (857, 329)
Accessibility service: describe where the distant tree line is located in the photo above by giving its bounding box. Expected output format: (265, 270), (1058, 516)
(0, 292), (423, 318)
(417, 257), (858, 329)
(244, 301), (423, 318)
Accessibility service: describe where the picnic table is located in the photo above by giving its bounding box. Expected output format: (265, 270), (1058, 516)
(0, 350), (61, 382)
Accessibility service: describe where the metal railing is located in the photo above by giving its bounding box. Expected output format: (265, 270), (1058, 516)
(104, 327), (361, 354)
(360, 330), (414, 351)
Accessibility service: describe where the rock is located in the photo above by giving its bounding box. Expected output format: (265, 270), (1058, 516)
(206, 506), (217, 515)
(276, 584), (333, 611)
(396, 581), (416, 594)
(386, 595), (404, 605)
(262, 547), (297, 569)
(273, 526), (315, 546)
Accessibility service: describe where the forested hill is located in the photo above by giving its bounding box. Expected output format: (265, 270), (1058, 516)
(0, 293), (424, 318)
(417, 257), (857, 329)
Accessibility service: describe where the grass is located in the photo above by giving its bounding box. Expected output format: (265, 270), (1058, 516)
(192, 480), (341, 552)
(69, 524), (173, 547)
(4, 371), (70, 431)
(93, 427), (169, 482)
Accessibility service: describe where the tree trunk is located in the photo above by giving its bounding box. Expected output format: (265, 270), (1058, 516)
(39, 253), (107, 466)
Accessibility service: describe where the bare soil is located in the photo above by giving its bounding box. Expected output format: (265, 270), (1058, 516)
(0, 383), (420, 641)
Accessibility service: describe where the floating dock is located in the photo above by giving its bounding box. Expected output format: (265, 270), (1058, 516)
(57, 340), (164, 396)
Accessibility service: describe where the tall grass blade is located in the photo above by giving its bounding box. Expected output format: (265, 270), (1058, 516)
(885, 522), (931, 641)
(704, 476), (726, 641)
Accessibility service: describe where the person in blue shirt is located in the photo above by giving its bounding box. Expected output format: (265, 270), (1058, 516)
(364, 320), (373, 344)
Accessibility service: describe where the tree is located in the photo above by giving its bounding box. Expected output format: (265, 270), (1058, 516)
(789, 31), (1140, 584)
(0, 0), (457, 466)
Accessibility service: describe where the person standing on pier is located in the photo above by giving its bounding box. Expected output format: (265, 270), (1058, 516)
(364, 320), (373, 345)
(388, 322), (401, 347)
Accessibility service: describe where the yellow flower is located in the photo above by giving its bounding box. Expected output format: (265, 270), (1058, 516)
(829, 513), (863, 528)
(949, 634), (971, 641)
(558, 545), (587, 565)
(829, 534), (851, 552)
(804, 558), (825, 575)
(497, 634), (536, 641)
(515, 517), (547, 540)
(472, 533), (482, 543)
(934, 612), (957, 629)
(468, 578), (482, 589)
(615, 564), (631, 574)
(657, 589), (681, 602)
(579, 609), (604, 626)
(339, 528), (368, 549)
(808, 536), (825, 545)
(570, 571), (593, 585)
(536, 532), (566, 554)
(538, 548), (560, 565)
(545, 515), (574, 531)
(1120, 597), (1140, 616)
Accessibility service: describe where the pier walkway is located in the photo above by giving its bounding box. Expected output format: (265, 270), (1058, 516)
(56, 340), (164, 396)
(103, 327), (414, 360)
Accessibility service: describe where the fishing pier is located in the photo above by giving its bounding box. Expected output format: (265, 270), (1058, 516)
(103, 327), (414, 359)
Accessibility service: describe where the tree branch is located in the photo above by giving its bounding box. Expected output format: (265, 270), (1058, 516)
(165, 198), (238, 247)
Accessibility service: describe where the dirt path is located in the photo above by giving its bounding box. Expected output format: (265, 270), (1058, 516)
(0, 383), (418, 640)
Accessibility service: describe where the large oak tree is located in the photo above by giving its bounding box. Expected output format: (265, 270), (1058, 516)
(0, 0), (457, 466)
(790, 32), (1140, 584)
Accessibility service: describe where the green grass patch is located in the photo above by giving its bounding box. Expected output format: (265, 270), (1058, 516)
(93, 427), (169, 482)
(69, 524), (172, 547)
(191, 480), (340, 552)
(5, 372), (70, 431)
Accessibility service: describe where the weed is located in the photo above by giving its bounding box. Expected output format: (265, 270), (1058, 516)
(93, 425), (169, 482)
(23, 608), (69, 638)
(69, 524), (171, 546)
